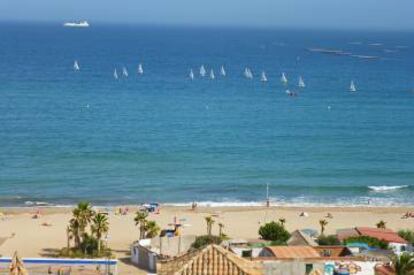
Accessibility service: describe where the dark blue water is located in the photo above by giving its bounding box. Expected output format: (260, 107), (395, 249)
(1, 23), (413, 206)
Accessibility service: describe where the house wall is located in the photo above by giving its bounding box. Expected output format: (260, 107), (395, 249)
(130, 245), (157, 273)
(389, 242), (410, 255)
(262, 260), (325, 275)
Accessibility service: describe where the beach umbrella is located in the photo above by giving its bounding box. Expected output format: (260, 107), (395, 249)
(9, 251), (28, 275)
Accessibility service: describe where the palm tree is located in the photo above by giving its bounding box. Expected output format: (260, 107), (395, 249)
(319, 219), (328, 235)
(134, 211), (148, 239)
(279, 218), (286, 227)
(72, 202), (95, 234)
(69, 217), (81, 248)
(218, 223), (224, 237)
(66, 226), (73, 250)
(376, 220), (387, 229)
(205, 216), (215, 236)
(91, 213), (109, 255)
(144, 221), (160, 238)
(393, 253), (414, 275)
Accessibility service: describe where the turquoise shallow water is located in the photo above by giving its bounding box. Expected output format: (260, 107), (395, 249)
(0, 23), (414, 206)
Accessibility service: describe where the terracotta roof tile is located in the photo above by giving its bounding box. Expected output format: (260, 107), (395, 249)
(356, 227), (407, 244)
(264, 246), (321, 259)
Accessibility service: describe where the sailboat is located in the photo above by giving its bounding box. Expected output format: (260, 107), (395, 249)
(189, 69), (194, 80)
(73, 60), (80, 71)
(349, 80), (357, 92)
(210, 69), (215, 80)
(137, 64), (144, 75)
(260, 71), (268, 82)
(244, 68), (253, 79)
(220, 66), (226, 77)
(298, 76), (306, 88)
(200, 65), (206, 77)
(281, 72), (288, 84)
(113, 69), (118, 80)
(122, 67), (129, 77)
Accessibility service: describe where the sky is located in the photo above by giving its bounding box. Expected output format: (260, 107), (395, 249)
(1, 0), (414, 31)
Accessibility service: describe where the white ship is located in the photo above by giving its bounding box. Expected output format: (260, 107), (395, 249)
(63, 21), (90, 28)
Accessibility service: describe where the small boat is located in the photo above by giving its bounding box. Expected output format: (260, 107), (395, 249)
(137, 64), (144, 75)
(260, 71), (268, 82)
(64, 21), (90, 28)
(244, 68), (253, 79)
(189, 69), (194, 80)
(210, 69), (215, 80)
(200, 65), (206, 77)
(73, 60), (80, 71)
(349, 80), (357, 92)
(220, 66), (226, 76)
(113, 69), (118, 79)
(281, 72), (288, 84)
(122, 67), (129, 77)
(298, 76), (306, 88)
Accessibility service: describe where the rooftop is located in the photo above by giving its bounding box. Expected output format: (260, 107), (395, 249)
(356, 227), (407, 244)
(263, 246), (321, 259)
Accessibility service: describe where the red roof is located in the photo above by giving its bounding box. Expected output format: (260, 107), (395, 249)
(356, 227), (407, 244)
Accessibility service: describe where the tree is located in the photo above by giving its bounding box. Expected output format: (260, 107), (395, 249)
(398, 230), (414, 245)
(91, 213), (109, 255)
(392, 253), (414, 275)
(72, 202), (95, 234)
(258, 221), (290, 243)
(144, 221), (160, 238)
(66, 226), (73, 250)
(376, 220), (387, 229)
(205, 216), (215, 236)
(134, 211), (149, 239)
(319, 219), (328, 235)
(69, 217), (81, 249)
(278, 218), (286, 227)
(317, 235), (340, 246)
(218, 223), (224, 237)
(191, 235), (222, 249)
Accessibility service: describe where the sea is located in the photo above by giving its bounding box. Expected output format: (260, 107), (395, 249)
(0, 22), (413, 207)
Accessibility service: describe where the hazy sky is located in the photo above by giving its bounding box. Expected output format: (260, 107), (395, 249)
(1, 0), (414, 31)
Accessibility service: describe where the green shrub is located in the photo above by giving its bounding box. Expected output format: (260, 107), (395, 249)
(344, 235), (388, 250)
(317, 235), (341, 245)
(191, 235), (223, 249)
(398, 229), (414, 245)
(258, 221), (290, 243)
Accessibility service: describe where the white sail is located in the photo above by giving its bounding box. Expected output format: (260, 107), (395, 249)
(200, 65), (206, 77)
(349, 80), (357, 92)
(189, 69), (194, 80)
(210, 69), (215, 80)
(122, 67), (129, 77)
(244, 68), (253, 79)
(281, 72), (288, 84)
(137, 64), (144, 75)
(113, 69), (118, 80)
(298, 76), (305, 88)
(73, 60), (80, 71)
(220, 66), (226, 76)
(260, 71), (268, 82)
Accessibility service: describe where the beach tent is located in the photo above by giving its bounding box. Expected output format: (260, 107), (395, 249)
(9, 251), (28, 275)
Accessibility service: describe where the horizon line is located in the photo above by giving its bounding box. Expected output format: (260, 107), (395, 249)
(1, 19), (414, 33)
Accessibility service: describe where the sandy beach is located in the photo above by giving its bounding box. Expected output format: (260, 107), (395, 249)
(1, 205), (414, 273)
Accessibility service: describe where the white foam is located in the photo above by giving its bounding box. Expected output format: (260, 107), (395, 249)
(368, 185), (408, 192)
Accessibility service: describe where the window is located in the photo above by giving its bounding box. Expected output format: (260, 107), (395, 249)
(242, 250), (252, 258)
(305, 264), (313, 274)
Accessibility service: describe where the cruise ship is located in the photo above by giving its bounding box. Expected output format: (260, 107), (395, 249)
(63, 21), (90, 28)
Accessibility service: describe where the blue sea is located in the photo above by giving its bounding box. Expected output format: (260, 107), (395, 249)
(0, 23), (413, 207)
